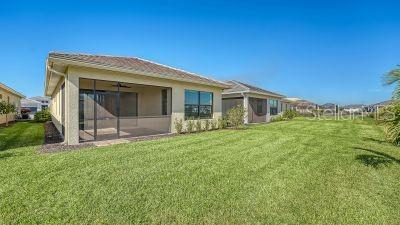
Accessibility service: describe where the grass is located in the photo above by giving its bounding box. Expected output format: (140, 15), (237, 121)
(0, 119), (400, 224)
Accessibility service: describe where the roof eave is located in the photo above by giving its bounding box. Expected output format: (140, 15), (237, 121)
(222, 90), (285, 99)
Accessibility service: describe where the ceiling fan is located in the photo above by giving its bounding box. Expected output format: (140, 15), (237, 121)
(111, 83), (131, 88)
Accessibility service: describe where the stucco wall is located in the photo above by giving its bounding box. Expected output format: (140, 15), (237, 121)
(0, 87), (22, 125)
(50, 77), (65, 136)
(59, 66), (223, 145)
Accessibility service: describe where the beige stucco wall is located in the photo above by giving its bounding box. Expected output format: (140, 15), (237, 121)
(57, 66), (223, 145)
(50, 77), (65, 135)
(0, 87), (22, 125)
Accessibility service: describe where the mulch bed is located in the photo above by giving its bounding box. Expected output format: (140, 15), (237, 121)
(44, 121), (64, 144)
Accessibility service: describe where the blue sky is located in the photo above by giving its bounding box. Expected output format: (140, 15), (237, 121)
(0, 0), (399, 105)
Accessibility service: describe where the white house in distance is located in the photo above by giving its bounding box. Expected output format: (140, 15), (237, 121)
(21, 96), (51, 119)
(30, 96), (51, 110)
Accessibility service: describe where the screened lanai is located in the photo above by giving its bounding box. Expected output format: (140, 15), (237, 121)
(79, 78), (172, 142)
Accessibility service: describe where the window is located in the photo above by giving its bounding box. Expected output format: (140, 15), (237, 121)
(185, 90), (213, 119)
(256, 100), (263, 114)
(162, 89), (168, 115)
(269, 99), (278, 115)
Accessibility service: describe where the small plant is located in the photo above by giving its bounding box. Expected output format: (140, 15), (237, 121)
(186, 119), (195, 133)
(270, 115), (284, 122)
(282, 109), (299, 120)
(227, 105), (245, 129)
(0, 101), (16, 126)
(174, 118), (183, 134)
(204, 119), (210, 131)
(218, 116), (228, 129)
(210, 119), (217, 130)
(195, 119), (202, 132)
(34, 109), (51, 123)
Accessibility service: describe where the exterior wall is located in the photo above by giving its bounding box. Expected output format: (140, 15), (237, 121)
(0, 87), (22, 125)
(50, 77), (65, 137)
(60, 66), (223, 145)
(222, 92), (285, 124)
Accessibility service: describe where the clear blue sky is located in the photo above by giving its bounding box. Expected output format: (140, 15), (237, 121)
(1, 0), (399, 105)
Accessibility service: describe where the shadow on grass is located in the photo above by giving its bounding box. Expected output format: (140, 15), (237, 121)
(362, 137), (388, 145)
(354, 147), (400, 168)
(0, 152), (15, 160)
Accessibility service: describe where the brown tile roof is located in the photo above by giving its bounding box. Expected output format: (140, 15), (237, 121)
(48, 52), (230, 88)
(223, 80), (285, 98)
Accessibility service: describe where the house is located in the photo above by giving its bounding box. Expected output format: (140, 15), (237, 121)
(44, 52), (230, 145)
(0, 82), (25, 125)
(342, 104), (366, 114)
(368, 100), (394, 112)
(21, 96), (51, 119)
(21, 98), (42, 119)
(289, 98), (318, 115)
(222, 80), (286, 124)
(30, 96), (51, 110)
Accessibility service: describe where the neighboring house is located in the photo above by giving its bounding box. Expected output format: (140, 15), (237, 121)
(30, 96), (51, 110)
(222, 80), (286, 124)
(342, 104), (366, 114)
(0, 82), (25, 125)
(21, 98), (42, 119)
(44, 52), (230, 145)
(368, 100), (394, 112)
(290, 98), (318, 115)
(320, 103), (336, 110)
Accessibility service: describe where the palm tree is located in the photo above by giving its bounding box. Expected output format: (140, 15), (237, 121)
(384, 65), (400, 99)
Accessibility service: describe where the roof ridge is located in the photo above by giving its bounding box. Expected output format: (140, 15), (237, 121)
(49, 52), (229, 86)
(230, 80), (250, 91)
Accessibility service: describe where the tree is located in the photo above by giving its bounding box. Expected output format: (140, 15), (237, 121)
(384, 65), (400, 99)
(0, 101), (16, 127)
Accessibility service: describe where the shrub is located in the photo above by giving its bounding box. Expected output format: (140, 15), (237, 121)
(282, 109), (299, 120)
(195, 119), (202, 132)
(378, 103), (400, 145)
(270, 115), (284, 122)
(218, 116), (228, 129)
(210, 119), (217, 130)
(227, 105), (245, 129)
(186, 119), (195, 133)
(34, 109), (51, 123)
(174, 118), (183, 134)
(204, 119), (210, 131)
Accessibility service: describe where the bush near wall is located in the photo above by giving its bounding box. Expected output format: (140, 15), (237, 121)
(378, 103), (400, 145)
(34, 109), (51, 123)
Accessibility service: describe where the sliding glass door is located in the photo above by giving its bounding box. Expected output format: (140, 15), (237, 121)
(95, 80), (118, 140)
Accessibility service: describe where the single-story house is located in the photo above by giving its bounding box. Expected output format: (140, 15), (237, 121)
(45, 52), (230, 145)
(30, 96), (51, 110)
(21, 96), (50, 119)
(368, 100), (394, 112)
(21, 98), (42, 119)
(0, 82), (25, 125)
(222, 80), (286, 124)
(289, 98), (318, 115)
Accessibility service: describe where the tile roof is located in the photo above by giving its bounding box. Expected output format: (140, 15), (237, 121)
(48, 52), (230, 88)
(223, 80), (285, 98)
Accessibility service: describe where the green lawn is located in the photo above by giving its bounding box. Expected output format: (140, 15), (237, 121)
(1, 119), (400, 224)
